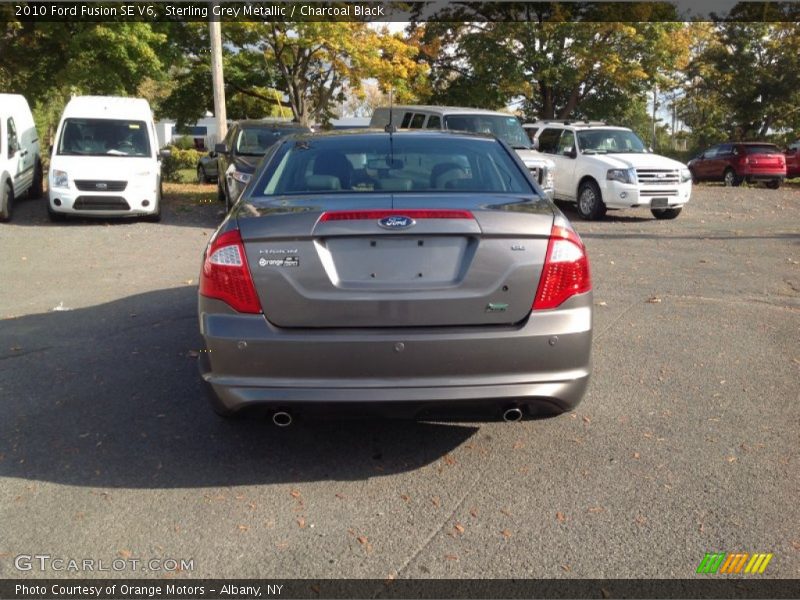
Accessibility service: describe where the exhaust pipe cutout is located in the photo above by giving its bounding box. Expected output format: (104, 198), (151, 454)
(272, 410), (293, 427)
(503, 407), (524, 423)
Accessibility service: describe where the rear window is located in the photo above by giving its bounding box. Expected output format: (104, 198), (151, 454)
(235, 126), (304, 156)
(58, 119), (151, 157)
(255, 135), (534, 196)
(743, 144), (781, 155)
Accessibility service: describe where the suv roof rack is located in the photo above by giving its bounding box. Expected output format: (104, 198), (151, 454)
(536, 120), (607, 127)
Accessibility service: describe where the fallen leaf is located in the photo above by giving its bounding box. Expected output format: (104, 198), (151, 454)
(596, 301), (608, 307)
(184, 279), (194, 285)
(469, 508), (478, 518)
(400, 494), (410, 502)
(431, 496), (440, 507)
(454, 523), (465, 534)
(561, 564), (572, 572)
(357, 536), (368, 545)
(556, 512), (567, 523)
(118, 549), (132, 559)
(726, 456), (737, 463)
(588, 506), (605, 513)
(335, 493), (346, 499)
(500, 508), (513, 517)
(237, 525), (248, 532)
(601, 589), (611, 599)
(296, 517), (306, 528)
(646, 296), (662, 304)
(290, 490), (302, 499)
(582, 415), (591, 424)
(790, 541), (800, 551)
(633, 452), (641, 459)
(513, 441), (525, 449)
(443, 454), (456, 466)
(444, 554), (459, 561)
(501, 529), (512, 539)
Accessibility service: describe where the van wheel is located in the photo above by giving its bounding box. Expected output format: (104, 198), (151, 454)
(0, 181), (13, 222)
(651, 207), (682, 220)
(29, 160), (44, 199)
(577, 180), (606, 220)
(766, 180), (781, 190)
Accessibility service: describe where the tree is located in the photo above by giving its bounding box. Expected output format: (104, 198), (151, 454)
(679, 22), (800, 141)
(414, 5), (688, 121)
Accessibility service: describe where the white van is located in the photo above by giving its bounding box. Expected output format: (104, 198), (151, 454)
(370, 105), (555, 200)
(0, 94), (43, 221)
(48, 96), (163, 221)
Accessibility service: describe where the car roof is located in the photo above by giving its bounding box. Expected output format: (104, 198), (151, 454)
(281, 129), (505, 143)
(63, 96), (152, 120)
(378, 105), (521, 118)
(525, 121), (628, 131)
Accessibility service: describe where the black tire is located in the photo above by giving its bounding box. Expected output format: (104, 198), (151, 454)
(576, 180), (606, 220)
(0, 181), (13, 222)
(29, 160), (44, 199)
(723, 168), (741, 187)
(766, 180), (781, 190)
(651, 207), (682, 220)
(197, 166), (207, 184)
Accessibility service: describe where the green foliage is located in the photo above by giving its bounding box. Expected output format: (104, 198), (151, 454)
(161, 146), (202, 183)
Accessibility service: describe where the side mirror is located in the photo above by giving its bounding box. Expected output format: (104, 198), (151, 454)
(531, 138), (539, 151)
(159, 148), (172, 160)
(563, 147), (577, 159)
(208, 151), (217, 158)
(214, 143), (228, 154)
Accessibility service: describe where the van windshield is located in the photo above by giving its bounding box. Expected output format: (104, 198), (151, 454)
(58, 119), (151, 157)
(443, 115), (531, 149)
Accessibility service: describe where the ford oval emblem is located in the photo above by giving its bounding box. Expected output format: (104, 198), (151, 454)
(378, 215), (416, 229)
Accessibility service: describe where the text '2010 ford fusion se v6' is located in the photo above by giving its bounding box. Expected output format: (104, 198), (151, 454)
(197, 130), (592, 425)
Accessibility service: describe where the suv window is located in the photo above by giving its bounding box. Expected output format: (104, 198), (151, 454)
(524, 127), (538, 143)
(718, 144), (734, 155)
(409, 114), (426, 129)
(703, 146), (718, 159)
(400, 113), (413, 128)
(537, 128), (563, 154)
(557, 130), (575, 155)
(426, 116), (441, 129)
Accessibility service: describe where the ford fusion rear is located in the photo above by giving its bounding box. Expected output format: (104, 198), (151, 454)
(197, 132), (592, 422)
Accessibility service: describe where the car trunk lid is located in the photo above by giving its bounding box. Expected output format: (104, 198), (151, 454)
(237, 194), (554, 328)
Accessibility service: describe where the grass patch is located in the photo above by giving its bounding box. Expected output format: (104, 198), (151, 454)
(163, 181), (217, 210)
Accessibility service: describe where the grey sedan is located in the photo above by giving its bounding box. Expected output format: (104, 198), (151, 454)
(197, 131), (592, 425)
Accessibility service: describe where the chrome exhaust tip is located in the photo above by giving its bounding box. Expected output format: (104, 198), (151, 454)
(502, 407), (523, 423)
(272, 411), (293, 427)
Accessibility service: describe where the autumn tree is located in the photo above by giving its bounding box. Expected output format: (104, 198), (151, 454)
(678, 22), (800, 142)
(414, 4), (689, 121)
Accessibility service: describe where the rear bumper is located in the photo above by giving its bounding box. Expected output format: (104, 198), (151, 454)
(742, 172), (784, 182)
(198, 294), (592, 419)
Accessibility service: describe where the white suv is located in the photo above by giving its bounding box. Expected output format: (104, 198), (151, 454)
(524, 121), (691, 220)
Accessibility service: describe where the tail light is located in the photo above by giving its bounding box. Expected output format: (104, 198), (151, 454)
(533, 223), (591, 310)
(200, 229), (262, 314)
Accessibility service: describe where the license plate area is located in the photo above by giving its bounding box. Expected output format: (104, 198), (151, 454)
(322, 236), (473, 286)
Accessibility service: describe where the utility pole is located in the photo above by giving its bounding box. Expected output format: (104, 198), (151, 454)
(209, 4), (227, 144)
(652, 83), (658, 152)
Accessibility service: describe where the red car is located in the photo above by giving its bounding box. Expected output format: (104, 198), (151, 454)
(688, 142), (786, 189)
(785, 143), (800, 179)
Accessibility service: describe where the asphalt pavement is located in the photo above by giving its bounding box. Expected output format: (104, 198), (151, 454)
(0, 183), (798, 579)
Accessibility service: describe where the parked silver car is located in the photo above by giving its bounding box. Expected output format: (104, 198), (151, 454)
(197, 131), (592, 424)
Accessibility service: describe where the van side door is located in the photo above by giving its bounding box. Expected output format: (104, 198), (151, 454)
(6, 118), (30, 192)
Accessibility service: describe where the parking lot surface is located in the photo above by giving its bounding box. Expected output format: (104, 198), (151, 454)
(0, 184), (798, 578)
